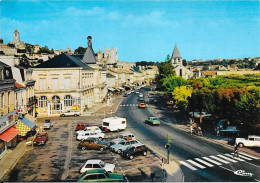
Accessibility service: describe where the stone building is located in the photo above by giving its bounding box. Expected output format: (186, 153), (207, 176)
(96, 47), (118, 65)
(0, 61), (18, 157)
(9, 29), (25, 50)
(171, 44), (193, 79)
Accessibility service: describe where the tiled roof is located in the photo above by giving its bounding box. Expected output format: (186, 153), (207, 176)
(34, 53), (93, 70)
(15, 82), (24, 88)
(172, 44), (181, 58)
(109, 68), (133, 74)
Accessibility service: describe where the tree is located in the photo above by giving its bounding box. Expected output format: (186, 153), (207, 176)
(25, 43), (35, 55)
(172, 86), (192, 111)
(75, 46), (87, 54)
(162, 76), (187, 93)
(19, 54), (30, 68)
(37, 45), (54, 54)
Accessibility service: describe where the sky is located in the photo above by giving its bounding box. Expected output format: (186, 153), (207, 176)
(0, 0), (259, 62)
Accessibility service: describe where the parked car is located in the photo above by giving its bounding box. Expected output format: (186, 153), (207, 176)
(33, 132), (48, 146)
(235, 135), (260, 148)
(77, 132), (105, 141)
(77, 169), (125, 182)
(78, 138), (110, 151)
(216, 119), (229, 130)
(76, 126), (102, 136)
(110, 140), (143, 154)
(145, 117), (160, 126)
(139, 103), (146, 108)
(189, 111), (212, 118)
(43, 119), (53, 129)
(110, 132), (136, 145)
(219, 126), (240, 136)
(121, 144), (148, 159)
(60, 110), (80, 117)
(80, 159), (115, 174)
(135, 90), (140, 94)
(139, 93), (144, 98)
(75, 122), (99, 131)
(123, 93), (128, 97)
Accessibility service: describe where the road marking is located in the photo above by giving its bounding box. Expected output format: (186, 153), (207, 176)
(129, 104), (132, 106)
(219, 166), (234, 173)
(195, 158), (214, 167)
(187, 159), (206, 169)
(238, 152), (259, 159)
(202, 157), (222, 165)
(231, 153), (253, 161)
(224, 154), (245, 161)
(243, 161), (260, 168)
(180, 161), (197, 170)
(146, 104), (149, 106)
(255, 179), (260, 182)
(120, 105), (122, 106)
(210, 155), (230, 164)
(217, 154), (238, 163)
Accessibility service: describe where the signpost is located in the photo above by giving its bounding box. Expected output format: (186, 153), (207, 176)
(165, 134), (172, 164)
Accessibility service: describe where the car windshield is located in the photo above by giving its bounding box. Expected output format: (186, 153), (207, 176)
(36, 134), (46, 138)
(119, 141), (126, 145)
(99, 161), (105, 167)
(45, 120), (50, 123)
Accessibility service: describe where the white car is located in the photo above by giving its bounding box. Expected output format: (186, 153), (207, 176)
(139, 93), (143, 98)
(111, 132), (136, 145)
(77, 132), (105, 141)
(235, 135), (260, 148)
(76, 126), (102, 136)
(60, 110), (80, 117)
(110, 140), (143, 154)
(44, 119), (53, 129)
(189, 111), (212, 118)
(80, 159), (115, 174)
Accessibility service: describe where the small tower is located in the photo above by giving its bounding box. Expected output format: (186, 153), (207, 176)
(171, 44), (182, 66)
(87, 36), (92, 48)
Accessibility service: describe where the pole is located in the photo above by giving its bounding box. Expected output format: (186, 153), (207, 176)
(111, 110), (112, 117)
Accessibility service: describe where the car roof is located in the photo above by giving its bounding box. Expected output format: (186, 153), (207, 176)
(77, 122), (92, 125)
(86, 159), (102, 164)
(84, 168), (105, 174)
(248, 135), (260, 138)
(120, 132), (134, 136)
(37, 132), (47, 135)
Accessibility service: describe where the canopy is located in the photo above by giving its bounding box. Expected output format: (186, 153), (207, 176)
(16, 118), (36, 136)
(0, 126), (19, 142)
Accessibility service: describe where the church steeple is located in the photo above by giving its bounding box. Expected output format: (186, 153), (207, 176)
(171, 44), (182, 66)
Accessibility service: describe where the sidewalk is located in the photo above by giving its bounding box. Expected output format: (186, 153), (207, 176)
(0, 141), (27, 181)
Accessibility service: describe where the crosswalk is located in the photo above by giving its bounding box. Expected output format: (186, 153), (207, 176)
(119, 104), (149, 107)
(179, 152), (259, 171)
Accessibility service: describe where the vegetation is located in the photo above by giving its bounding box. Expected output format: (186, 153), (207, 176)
(75, 46), (87, 54)
(37, 45), (54, 54)
(136, 61), (159, 67)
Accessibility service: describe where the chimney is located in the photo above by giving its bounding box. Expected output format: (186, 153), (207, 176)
(87, 36), (92, 48)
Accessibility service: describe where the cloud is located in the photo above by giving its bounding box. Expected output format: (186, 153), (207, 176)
(63, 6), (105, 17)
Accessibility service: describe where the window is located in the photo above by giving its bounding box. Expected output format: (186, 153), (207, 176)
(249, 138), (254, 141)
(97, 174), (106, 179)
(84, 174), (97, 180)
(64, 95), (72, 106)
(64, 77), (70, 89)
(52, 78), (58, 90)
(39, 96), (47, 108)
(93, 164), (101, 168)
(122, 121), (126, 124)
(85, 164), (92, 168)
(40, 78), (46, 90)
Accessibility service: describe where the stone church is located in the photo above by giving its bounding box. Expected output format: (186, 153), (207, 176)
(171, 44), (193, 79)
(9, 29), (25, 50)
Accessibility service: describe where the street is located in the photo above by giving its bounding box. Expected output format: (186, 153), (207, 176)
(116, 87), (260, 182)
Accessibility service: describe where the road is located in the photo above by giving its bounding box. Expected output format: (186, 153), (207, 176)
(116, 87), (260, 182)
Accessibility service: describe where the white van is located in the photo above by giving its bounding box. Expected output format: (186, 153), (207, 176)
(102, 116), (126, 132)
(76, 126), (102, 136)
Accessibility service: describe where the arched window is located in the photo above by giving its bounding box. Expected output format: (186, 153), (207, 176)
(39, 96), (47, 108)
(52, 95), (60, 103)
(64, 95), (73, 106)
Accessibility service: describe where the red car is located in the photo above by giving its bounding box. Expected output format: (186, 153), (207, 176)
(75, 122), (99, 131)
(33, 132), (48, 146)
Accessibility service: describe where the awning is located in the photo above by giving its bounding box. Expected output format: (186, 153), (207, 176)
(16, 119), (36, 136)
(108, 87), (116, 92)
(19, 117), (36, 129)
(0, 126), (19, 142)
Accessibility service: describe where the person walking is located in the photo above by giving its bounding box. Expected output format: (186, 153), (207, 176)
(216, 127), (220, 136)
(233, 144), (239, 159)
(190, 125), (194, 135)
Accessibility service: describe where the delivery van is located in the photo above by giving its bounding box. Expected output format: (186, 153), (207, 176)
(102, 116), (126, 132)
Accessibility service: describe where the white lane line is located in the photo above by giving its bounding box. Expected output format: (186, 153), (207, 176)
(244, 161), (260, 168)
(210, 155), (230, 164)
(123, 105), (125, 106)
(180, 161), (197, 171)
(231, 153), (253, 161)
(120, 105), (122, 106)
(255, 179), (260, 182)
(195, 158), (214, 167)
(217, 154), (238, 163)
(147, 104), (149, 106)
(129, 104), (132, 106)
(224, 154), (245, 162)
(219, 166), (234, 173)
(187, 159), (206, 169)
(202, 157), (222, 165)
(239, 152), (259, 159)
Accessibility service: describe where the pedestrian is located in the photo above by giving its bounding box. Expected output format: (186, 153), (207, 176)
(216, 127), (220, 136)
(190, 125), (194, 135)
(233, 144), (239, 159)
(198, 126), (203, 136)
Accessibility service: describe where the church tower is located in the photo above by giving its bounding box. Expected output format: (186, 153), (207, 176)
(171, 44), (182, 66)
(9, 29), (20, 47)
(82, 36), (97, 64)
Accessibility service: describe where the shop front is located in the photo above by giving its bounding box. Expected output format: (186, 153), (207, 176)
(0, 126), (19, 156)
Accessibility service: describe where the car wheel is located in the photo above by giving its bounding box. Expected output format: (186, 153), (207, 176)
(82, 147), (86, 150)
(99, 137), (102, 140)
(61, 114), (65, 117)
(129, 155), (134, 160)
(143, 151), (147, 156)
(74, 114), (77, 116)
(117, 149), (122, 154)
(238, 143), (244, 148)
(100, 147), (104, 151)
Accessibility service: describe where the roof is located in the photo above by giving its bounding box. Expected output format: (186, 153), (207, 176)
(34, 53), (93, 70)
(15, 82), (25, 88)
(86, 159), (102, 164)
(82, 46), (97, 64)
(19, 117), (36, 129)
(106, 73), (116, 78)
(202, 71), (217, 76)
(172, 44), (181, 58)
(109, 68), (133, 74)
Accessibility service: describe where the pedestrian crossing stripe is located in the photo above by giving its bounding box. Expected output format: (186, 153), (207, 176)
(180, 153), (258, 171)
(120, 104), (149, 107)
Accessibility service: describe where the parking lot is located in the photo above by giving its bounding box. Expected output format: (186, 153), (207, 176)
(3, 116), (163, 182)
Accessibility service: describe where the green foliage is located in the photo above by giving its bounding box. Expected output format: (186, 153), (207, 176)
(37, 45), (54, 54)
(162, 76), (187, 92)
(136, 61), (159, 67)
(25, 43), (35, 54)
(172, 86), (192, 111)
(75, 46), (87, 54)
